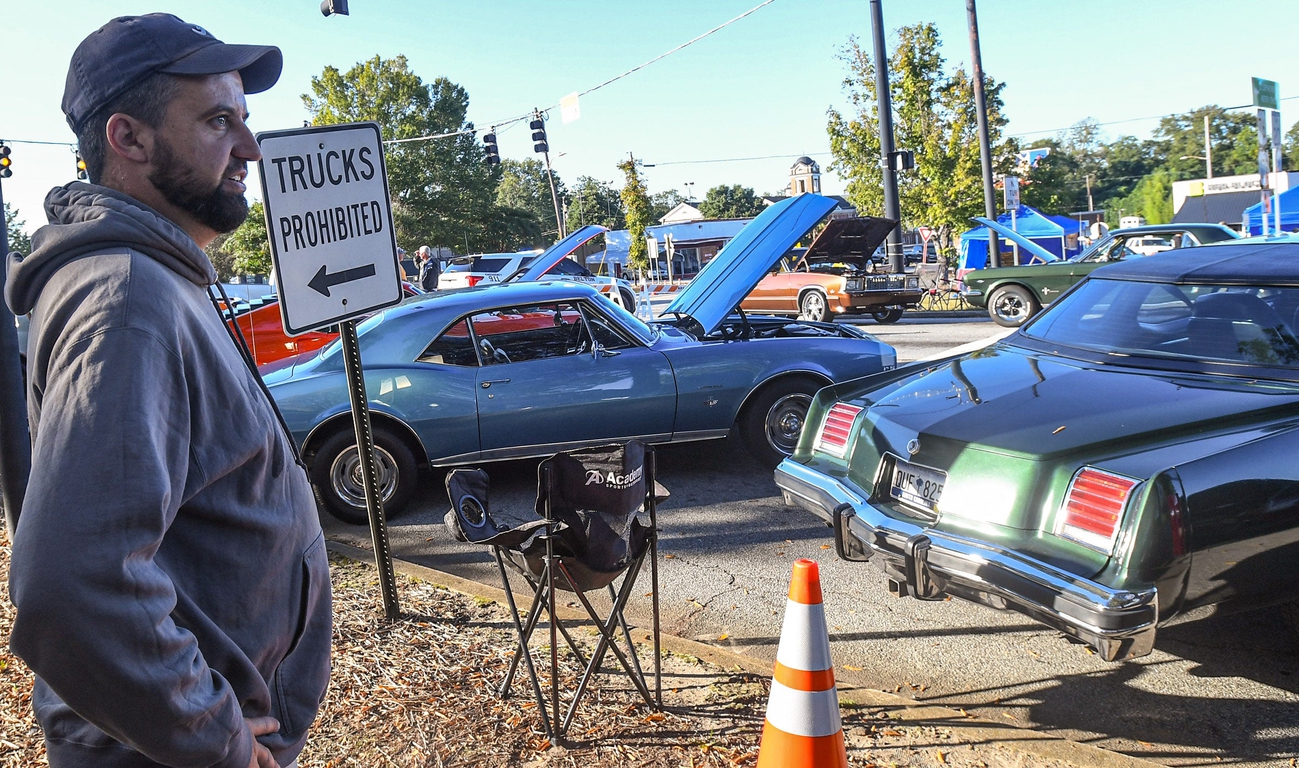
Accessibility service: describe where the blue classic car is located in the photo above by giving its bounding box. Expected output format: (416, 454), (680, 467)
(267, 194), (898, 523)
(777, 240), (1299, 659)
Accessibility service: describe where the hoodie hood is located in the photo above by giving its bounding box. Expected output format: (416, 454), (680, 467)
(6, 182), (217, 315)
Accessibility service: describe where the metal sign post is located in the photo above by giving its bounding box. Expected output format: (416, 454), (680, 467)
(1004, 177), (1021, 264)
(257, 121), (404, 618)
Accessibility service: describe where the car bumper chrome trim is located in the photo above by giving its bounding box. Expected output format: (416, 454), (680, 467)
(774, 458), (1158, 661)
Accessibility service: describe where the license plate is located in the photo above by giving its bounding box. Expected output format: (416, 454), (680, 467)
(888, 457), (946, 514)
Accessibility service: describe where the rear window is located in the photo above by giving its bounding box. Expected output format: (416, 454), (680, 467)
(1023, 279), (1299, 369)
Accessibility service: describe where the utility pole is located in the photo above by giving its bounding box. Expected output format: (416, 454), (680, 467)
(966, 0), (1000, 268)
(1086, 174), (1094, 212)
(531, 108), (565, 240)
(1203, 114), (1213, 179)
(0, 175), (31, 538)
(869, 0), (904, 274)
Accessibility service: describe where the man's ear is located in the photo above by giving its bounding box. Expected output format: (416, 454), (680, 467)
(104, 113), (154, 166)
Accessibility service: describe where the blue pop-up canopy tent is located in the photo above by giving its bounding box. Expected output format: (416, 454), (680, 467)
(1243, 187), (1299, 235)
(959, 205), (1084, 271)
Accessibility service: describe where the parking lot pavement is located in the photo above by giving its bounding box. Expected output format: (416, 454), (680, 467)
(320, 317), (1299, 767)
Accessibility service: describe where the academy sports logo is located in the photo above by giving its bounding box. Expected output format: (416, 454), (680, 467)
(585, 466), (643, 489)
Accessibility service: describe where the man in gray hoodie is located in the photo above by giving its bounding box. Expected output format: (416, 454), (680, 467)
(4, 15), (330, 768)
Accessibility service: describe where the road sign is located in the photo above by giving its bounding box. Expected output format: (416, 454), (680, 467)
(1252, 77), (1279, 110)
(1003, 176), (1020, 210)
(257, 122), (403, 336)
(917, 225), (933, 242)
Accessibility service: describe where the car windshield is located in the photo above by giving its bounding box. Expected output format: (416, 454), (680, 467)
(446, 257), (512, 273)
(1022, 278), (1299, 370)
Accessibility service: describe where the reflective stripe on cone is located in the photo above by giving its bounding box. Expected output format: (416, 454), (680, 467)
(764, 678), (842, 738)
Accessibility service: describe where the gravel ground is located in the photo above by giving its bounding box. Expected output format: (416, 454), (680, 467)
(1, 541), (1075, 767)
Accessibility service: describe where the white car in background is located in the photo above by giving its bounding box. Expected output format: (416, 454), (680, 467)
(505, 226), (638, 311)
(439, 251), (542, 290)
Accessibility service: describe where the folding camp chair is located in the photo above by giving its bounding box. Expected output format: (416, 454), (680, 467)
(444, 440), (663, 741)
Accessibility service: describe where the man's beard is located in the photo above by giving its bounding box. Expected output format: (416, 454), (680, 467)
(148, 138), (249, 234)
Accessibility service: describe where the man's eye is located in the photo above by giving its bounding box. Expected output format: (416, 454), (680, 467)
(213, 116), (229, 128)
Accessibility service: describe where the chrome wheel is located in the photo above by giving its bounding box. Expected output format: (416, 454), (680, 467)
(764, 392), (813, 456)
(990, 285), (1038, 327)
(329, 444), (400, 509)
(799, 291), (828, 322)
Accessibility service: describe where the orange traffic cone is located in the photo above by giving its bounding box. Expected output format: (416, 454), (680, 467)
(756, 559), (848, 768)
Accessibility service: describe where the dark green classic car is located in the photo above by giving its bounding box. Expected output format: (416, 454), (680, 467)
(776, 240), (1299, 660)
(963, 223), (1239, 327)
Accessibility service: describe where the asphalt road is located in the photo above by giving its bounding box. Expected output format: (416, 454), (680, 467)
(322, 315), (1299, 767)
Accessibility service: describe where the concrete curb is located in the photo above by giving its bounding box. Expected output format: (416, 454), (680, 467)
(327, 540), (1160, 768)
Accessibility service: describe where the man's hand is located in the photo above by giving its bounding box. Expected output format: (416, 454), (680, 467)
(245, 717), (280, 768)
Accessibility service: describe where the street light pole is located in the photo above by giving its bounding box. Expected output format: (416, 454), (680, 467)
(966, 0), (1000, 268)
(869, 0), (904, 274)
(1203, 114), (1213, 179)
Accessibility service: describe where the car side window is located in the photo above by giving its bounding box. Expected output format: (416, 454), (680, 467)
(550, 259), (591, 277)
(580, 303), (633, 351)
(470, 303), (585, 365)
(417, 319), (479, 366)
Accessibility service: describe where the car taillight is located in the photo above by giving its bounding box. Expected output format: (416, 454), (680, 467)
(466, 276), (483, 287)
(1056, 467), (1139, 553)
(813, 403), (864, 458)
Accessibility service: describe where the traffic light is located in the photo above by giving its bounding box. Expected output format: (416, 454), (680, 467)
(320, 0), (348, 16)
(889, 149), (915, 172)
(75, 151), (88, 180)
(483, 131), (500, 165)
(0, 144), (11, 178)
(530, 115), (548, 154)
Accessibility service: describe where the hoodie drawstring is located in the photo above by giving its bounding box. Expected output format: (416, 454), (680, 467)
(207, 285), (306, 470)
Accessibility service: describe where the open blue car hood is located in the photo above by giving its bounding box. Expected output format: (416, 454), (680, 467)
(973, 217), (1059, 263)
(510, 225), (608, 282)
(664, 194), (839, 335)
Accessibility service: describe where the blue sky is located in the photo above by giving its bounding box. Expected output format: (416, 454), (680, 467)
(3, 0), (1297, 239)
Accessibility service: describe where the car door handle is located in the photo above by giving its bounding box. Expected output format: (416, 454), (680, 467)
(481, 379), (511, 389)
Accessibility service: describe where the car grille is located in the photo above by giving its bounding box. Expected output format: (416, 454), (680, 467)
(846, 275), (920, 292)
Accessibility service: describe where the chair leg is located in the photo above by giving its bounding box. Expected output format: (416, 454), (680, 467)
(557, 559), (656, 734)
(648, 447), (662, 707)
(608, 583), (646, 684)
(498, 559), (548, 697)
(493, 551), (554, 740)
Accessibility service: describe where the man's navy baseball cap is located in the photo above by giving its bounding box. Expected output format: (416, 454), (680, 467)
(63, 13), (282, 132)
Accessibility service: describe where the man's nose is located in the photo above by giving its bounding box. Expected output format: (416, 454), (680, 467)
(233, 121), (261, 162)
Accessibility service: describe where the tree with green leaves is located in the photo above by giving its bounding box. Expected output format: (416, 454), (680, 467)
(698, 184), (765, 219)
(566, 176), (625, 233)
(219, 201), (272, 276)
(496, 158), (564, 245)
(649, 190), (688, 223)
(827, 26), (1013, 254)
(303, 55), (506, 254)
(617, 158), (653, 273)
(5, 203), (32, 257)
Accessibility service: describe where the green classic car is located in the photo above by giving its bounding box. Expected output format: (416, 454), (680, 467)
(776, 240), (1299, 660)
(963, 222), (1239, 327)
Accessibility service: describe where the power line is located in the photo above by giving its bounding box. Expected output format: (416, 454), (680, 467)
(386, 0), (780, 147)
(1009, 95), (1299, 139)
(646, 151), (832, 167)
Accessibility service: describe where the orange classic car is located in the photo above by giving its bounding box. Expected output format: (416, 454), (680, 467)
(741, 216), (922, 324)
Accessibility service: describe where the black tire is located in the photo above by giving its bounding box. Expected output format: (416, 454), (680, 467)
(989, 284), (1040, 328)
(617, 287), (637, 312)
(871, 307), (904, 324)
(740, 377), (822, 468)
(310, 426), (419, 525)
(798, 290), (832, 322)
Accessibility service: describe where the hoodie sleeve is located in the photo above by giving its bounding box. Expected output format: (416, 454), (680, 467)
(9, 325), (254, 768)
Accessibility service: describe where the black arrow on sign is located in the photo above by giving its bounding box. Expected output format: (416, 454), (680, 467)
(308, 263), (376, 297)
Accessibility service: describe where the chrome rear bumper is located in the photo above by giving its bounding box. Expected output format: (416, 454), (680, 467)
(775, 459), (1158, 661)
